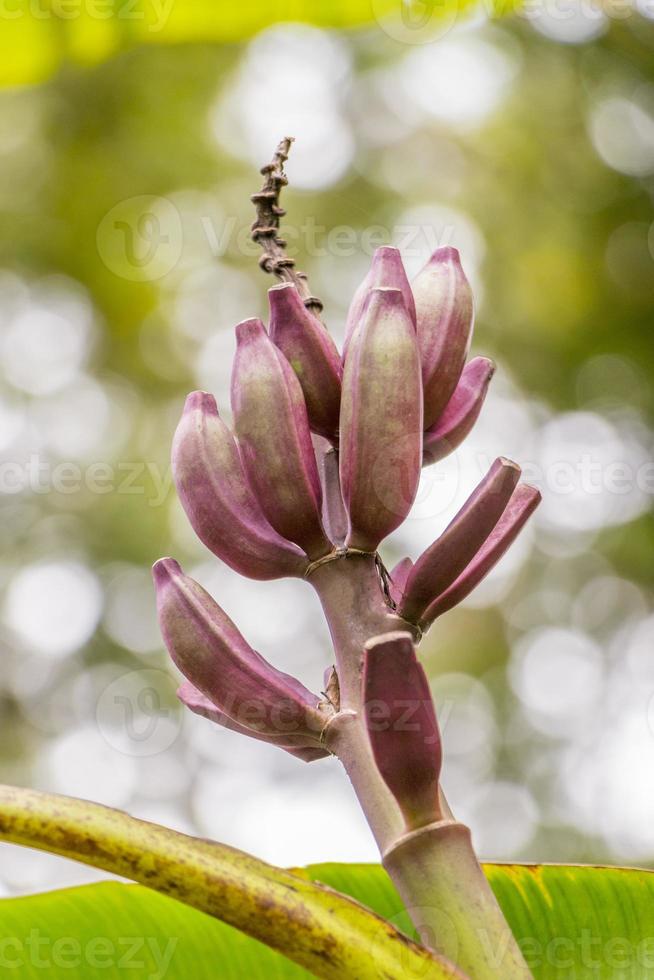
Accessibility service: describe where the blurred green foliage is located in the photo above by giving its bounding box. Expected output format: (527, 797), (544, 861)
(0, 0), (520, 85)
(0, 4), (653, 875)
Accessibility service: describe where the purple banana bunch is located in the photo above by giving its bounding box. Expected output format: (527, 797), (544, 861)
(154, 243), (540, 787)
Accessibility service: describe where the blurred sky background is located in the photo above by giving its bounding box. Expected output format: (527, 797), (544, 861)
(1, 0), (654, 897)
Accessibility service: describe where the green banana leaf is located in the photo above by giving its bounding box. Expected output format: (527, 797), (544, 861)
(306, 862), (654, 979)
(0, 883), (306, 979)
(1, 0), (520, 87)
(0, 785), (456, 979)
(1, 863), (653, 978)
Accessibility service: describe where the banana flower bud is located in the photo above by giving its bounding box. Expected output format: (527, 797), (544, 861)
(153, 558), (327, 749)
(412, 247), (474, 429)
(178, 682), (329, 763)
(343, 246), (416, 359)
(173, 392), (307, 580)
(231, 318), (331, 559)
(363, 631), (442, 830)
(423, 357), (495, 466)
(399, 457), (521, 625)
(269, 283), (342, 441)
(421, 484), (541, 626)
(340, 288), (423, 551)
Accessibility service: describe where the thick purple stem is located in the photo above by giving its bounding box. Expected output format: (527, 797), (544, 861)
(309, 554), (410, 850)
(307, 552), (531, 978)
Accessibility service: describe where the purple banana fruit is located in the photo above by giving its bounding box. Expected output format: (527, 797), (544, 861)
(343, 246), (416, 360)
(173, 391), (308, 580)
(269, 283), (342, 441)
(317, 442), (348, 546)
(363, 631), (442, 830)
(399, 457), (521, 624)
(153, 558), (326, 745)
(231, 318), (331, 559)
(423, 356), (495, 466)
(412, 246), (474, 429)
(421, 484), (541, 626)
(178, 682), (329, 762)
(389, 556), (414, 607)
(340, 288), (423, 551)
